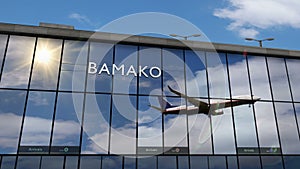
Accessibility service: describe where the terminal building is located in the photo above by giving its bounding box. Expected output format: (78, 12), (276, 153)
(0, 22), (300, 169)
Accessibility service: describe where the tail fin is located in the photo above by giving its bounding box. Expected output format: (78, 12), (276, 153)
(158, 96), (174, 109)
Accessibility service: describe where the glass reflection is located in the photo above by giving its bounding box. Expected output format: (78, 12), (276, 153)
(190, 156), (208, 169)
(51, 93), (83, 149)
(86, 42), (114, 93)
(209, 156), (226, 169)
(158, 156), (176, 169)
(284, 156), (300, 169)
(162, 48), (185, 96)
(79, 156), (101, 169)
(110, 95), (136, 154)
(234, 105), (258, 148)
(295, 103), (300, 137)
(138, 96), (163, 153)
(227, 156), (238, 169)
(21, 92), (55, 146)
(275, 102), (300, 154)
(113, 44), (138, 94)
(16, 156), (40, 169)
(124, 157), (136, 169)
(239, 156), (261, 169)
(139, 47), (161, 96)
(261, 156), (283, 169)
(40, 156), (63, 169)
(30, 38), (62, 90)
(0, 36), (35, 89)
(254, 102), (280, 149)
(188, 109), (212, 154)
(206, 52), (229, 99)
(164, 97), (188, 149)
(178, 156), (189, 169)
(59, 40), (88, 91)
(138, 157), (156, 169)
(286, 58), (300, 102)
(227, 54), (251, 96)
(248, 56), (271, 100)
(0, 90), (26, 153)
(267, 57), (292, 101)
(0, 156), (16, 169)
(0, 35), (8, 75)
(185, 50), (207, 97)
(102, 156), (122, 169)
(81, 94), (110, 154)
(212, 106), (235, 154)
(65, 156), (78, 169)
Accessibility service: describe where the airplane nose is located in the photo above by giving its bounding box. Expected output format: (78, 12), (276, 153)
(253, 96), (261, 100)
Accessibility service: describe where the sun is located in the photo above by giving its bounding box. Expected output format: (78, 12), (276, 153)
(36, 48), (51, 64)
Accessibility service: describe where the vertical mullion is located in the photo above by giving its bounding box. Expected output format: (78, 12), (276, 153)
(107, 45), (116, 155)
(0, 35), (10, 82)
(49, 39), (65, 153)
(183, 50), (190, 168)
(160, 48), (164, 154)
(284, 58), (300, 140)
(77, 41), (91, 169)
(136, 46), (140, 159)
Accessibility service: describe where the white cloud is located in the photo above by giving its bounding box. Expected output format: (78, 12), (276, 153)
(69, 13), (96, 27)
(214, 0), (300, 37)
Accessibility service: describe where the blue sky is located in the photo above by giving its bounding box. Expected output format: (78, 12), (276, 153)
(1, 0), (300, 50)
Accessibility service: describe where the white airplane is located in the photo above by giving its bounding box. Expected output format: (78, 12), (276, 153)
(150, 86), (261, 116)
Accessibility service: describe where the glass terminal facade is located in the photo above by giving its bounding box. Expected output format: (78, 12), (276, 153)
(0, 27), (300, 169)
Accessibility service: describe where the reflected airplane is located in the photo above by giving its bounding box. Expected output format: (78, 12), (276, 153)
(150, 86), (261, 116)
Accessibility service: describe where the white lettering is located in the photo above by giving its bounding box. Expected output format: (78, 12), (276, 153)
(99, 63), (110, 75)
(149, 67), (161, 78)
(112, 64), (125, 75)
(126, 65), (137, 76)
(88, 62), (97, 74)
(139, 66), (148, 77)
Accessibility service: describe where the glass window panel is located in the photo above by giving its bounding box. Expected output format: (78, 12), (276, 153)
(65, 156), (78, 169)
(190, 156), (208, 169)
(261, 156), (283, 169)
(212, 106), (235, 154)
(284, 156), (300, 169)
(59, 40), (88, 91)
(101, 156), (122, 169)
(87, 42), (114, 93)
(247, 56), (271, 100)
(164, 97), (188, 149)
(138, 96), (163, 153)
(79, 156), (101, 169)
(158, 156), (176, 169)
(110, 95), (136, 154)
(227, 156), (238, 169)
(254, 102), (280, 149)
(16, 156), (40, 169)
(162, 48), (185, 96)
(209, 156), (226, 169)
(30, 38), (62, 90)
(139, 47), (161, 96)
(51, 93), (83, 151)
(138, 157), (156, 169)
(0, 35), (8, 73)
(124, 157), (136, 169)
(185, 50), (208, 97)
(20, 91), (55, 146)
(239, 156), (261, 169)
(228, 54), (251, 96)
(0, 156), (16, 169)
(113, 44), (138, 94)
(0, 90), (26, 153)
(0, 36), (35, 89)
(234, 104), (258, 148)
(206, 52), (229, 99)
(40, 156), (63, 169)
(178, 156), (189, 169)
(275, 102), (300, 154)
(286, 58), (300, 102)
(295, 103), (300, 137)
(267, 57), (291, 101)
(81, 94), (110, 154)
(189, 113), (212, 154)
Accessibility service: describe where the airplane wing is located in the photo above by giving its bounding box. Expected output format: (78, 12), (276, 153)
(167, 85), (208, 108)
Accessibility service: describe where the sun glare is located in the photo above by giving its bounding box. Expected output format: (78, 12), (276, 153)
(36, 48), (51, 64)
